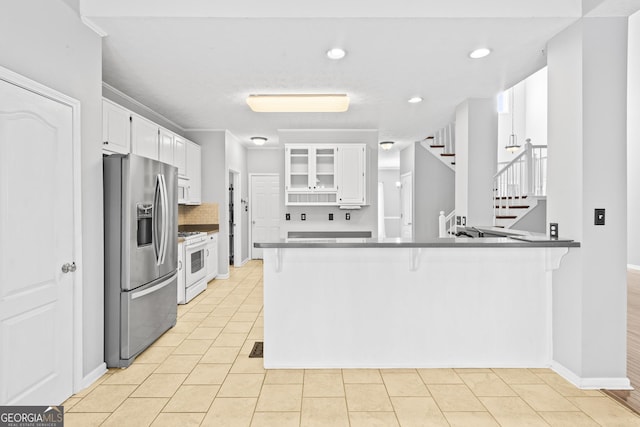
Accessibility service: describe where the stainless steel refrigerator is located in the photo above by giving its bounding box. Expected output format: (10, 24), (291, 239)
(104, 154), (178, 368)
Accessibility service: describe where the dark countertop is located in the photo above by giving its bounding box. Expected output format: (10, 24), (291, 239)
(256, 226), (579, 249)
(254, 237), (580, 249)
(179, 224), (219, 234)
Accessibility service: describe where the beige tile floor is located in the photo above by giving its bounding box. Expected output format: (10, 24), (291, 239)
(64, 260), (640, 426)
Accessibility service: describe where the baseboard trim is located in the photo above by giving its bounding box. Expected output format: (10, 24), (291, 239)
(216, 273), (230, 279)
(239, 257), (250, 267)
(78, 363), (107, 392)
(551, 361), (632, 390)
(628, 264), (640, 271)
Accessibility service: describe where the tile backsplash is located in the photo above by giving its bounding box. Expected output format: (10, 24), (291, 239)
(178, 203), (219, 225)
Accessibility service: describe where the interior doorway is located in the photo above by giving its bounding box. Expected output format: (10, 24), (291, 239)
(400, 172), (413, 239)
(250, 174), (280, 259)
(228, 170), (241, 267)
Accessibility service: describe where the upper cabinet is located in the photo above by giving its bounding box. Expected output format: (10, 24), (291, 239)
(102, 99), (131, 154)
(131, 113), (159, 161)
(284, 144), (366, 206)
(174, 135), (187, 176)
(185, 141), (202, 205)
(159, 128), (174, 165)
(102, 98), (202, 205)
(337, 145), (366, 206)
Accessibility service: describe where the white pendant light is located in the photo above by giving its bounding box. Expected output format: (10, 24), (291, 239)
(505, 89), (521, 153)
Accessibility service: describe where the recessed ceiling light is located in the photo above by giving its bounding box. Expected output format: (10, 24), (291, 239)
(469, 48), (491, 59)
(408, 96), (423, 104)
(246, 94), (349, 112)
(326, 48), (346, 60)
(250, 136), (267, 146)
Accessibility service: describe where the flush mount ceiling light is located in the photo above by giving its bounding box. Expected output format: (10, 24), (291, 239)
(246, 94), (349, 113)
(469, 48), (492, 59)
(408, 96), (423, 104)
(379, 141), (395, 150)
(326, 48), (346, 60)
(250, 136), (267, 146)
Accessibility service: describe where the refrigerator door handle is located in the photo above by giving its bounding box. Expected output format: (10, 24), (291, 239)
(131, 272), (177, 300)
(153, 174), (162, 265)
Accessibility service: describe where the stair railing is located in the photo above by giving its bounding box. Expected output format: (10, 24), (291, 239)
(438, 210), (456, 237)
(493, 140), (547, 223)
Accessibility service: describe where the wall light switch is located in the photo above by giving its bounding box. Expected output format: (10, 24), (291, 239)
(285, 213), (290, 221)
(595, 208), (605, 226)
(462, 216), (467, 226)
(301, 213), (306, 221)
(550, 223), (558, 239)
(329, 213), (334, 221)
(456, 216), (461, 225)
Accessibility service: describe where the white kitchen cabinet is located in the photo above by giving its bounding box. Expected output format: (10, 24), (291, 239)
(185, 141), (201, 205)
(206, 233), (218, 282)
(337, 144), (367, 205)
(102, 99), (131, 154)
(177, 241), (185, 304)
(159, 128), (174, 166)
(131, 113), (159, 161)
(285, 144), (338, 205)
(174, 135), (186, 176)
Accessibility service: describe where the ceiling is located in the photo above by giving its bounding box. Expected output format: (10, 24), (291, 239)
(81, 0), (639, 151)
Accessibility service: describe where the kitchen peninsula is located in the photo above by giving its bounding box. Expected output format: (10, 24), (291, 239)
(256, 236), (579, 370)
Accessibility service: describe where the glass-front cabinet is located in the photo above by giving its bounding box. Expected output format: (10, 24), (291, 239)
(285, 145), (338, 205)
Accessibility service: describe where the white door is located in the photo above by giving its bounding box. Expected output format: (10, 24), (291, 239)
(400, 172), (413, 239)
(0, 80), (75, 404)
(251, 175), (280, 259)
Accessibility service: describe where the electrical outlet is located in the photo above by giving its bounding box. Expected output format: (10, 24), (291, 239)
(550, 223), (558, 239)
(462, 216), (467, 226)
(345, 213), (351, 220)
(301, 213), (306, 221)
(329, 213), (334, 221)
(285, 213), (290, 221)
(595, 208), (605, 226)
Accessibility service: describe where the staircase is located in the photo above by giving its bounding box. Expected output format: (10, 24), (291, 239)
(419, 123), (456, 171)
(493, 141), (547, 228)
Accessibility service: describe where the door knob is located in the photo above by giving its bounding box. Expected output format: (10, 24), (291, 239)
(61, 262), (76, 273)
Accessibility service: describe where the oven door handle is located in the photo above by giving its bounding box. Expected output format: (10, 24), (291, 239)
(186, 240), (208, 252)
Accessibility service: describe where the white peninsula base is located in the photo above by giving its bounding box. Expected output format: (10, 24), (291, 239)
(262, 246), (569, 369)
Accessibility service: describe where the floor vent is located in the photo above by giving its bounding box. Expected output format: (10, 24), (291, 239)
(249, 341), (263, 358)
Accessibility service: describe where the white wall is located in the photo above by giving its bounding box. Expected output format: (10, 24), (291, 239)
(0, 0), (104, 378)
(629, 11), (640, 268)
(225, 131), (249, 263)
(547, 17), (627, 382)
(414, 144), (455, 239)
(455, 98), (498, 227)
(497, 67), (548, 168)
(187, 130), (229, 274)
(275, 130), (379, 238)
(378, 169), (401, 238)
